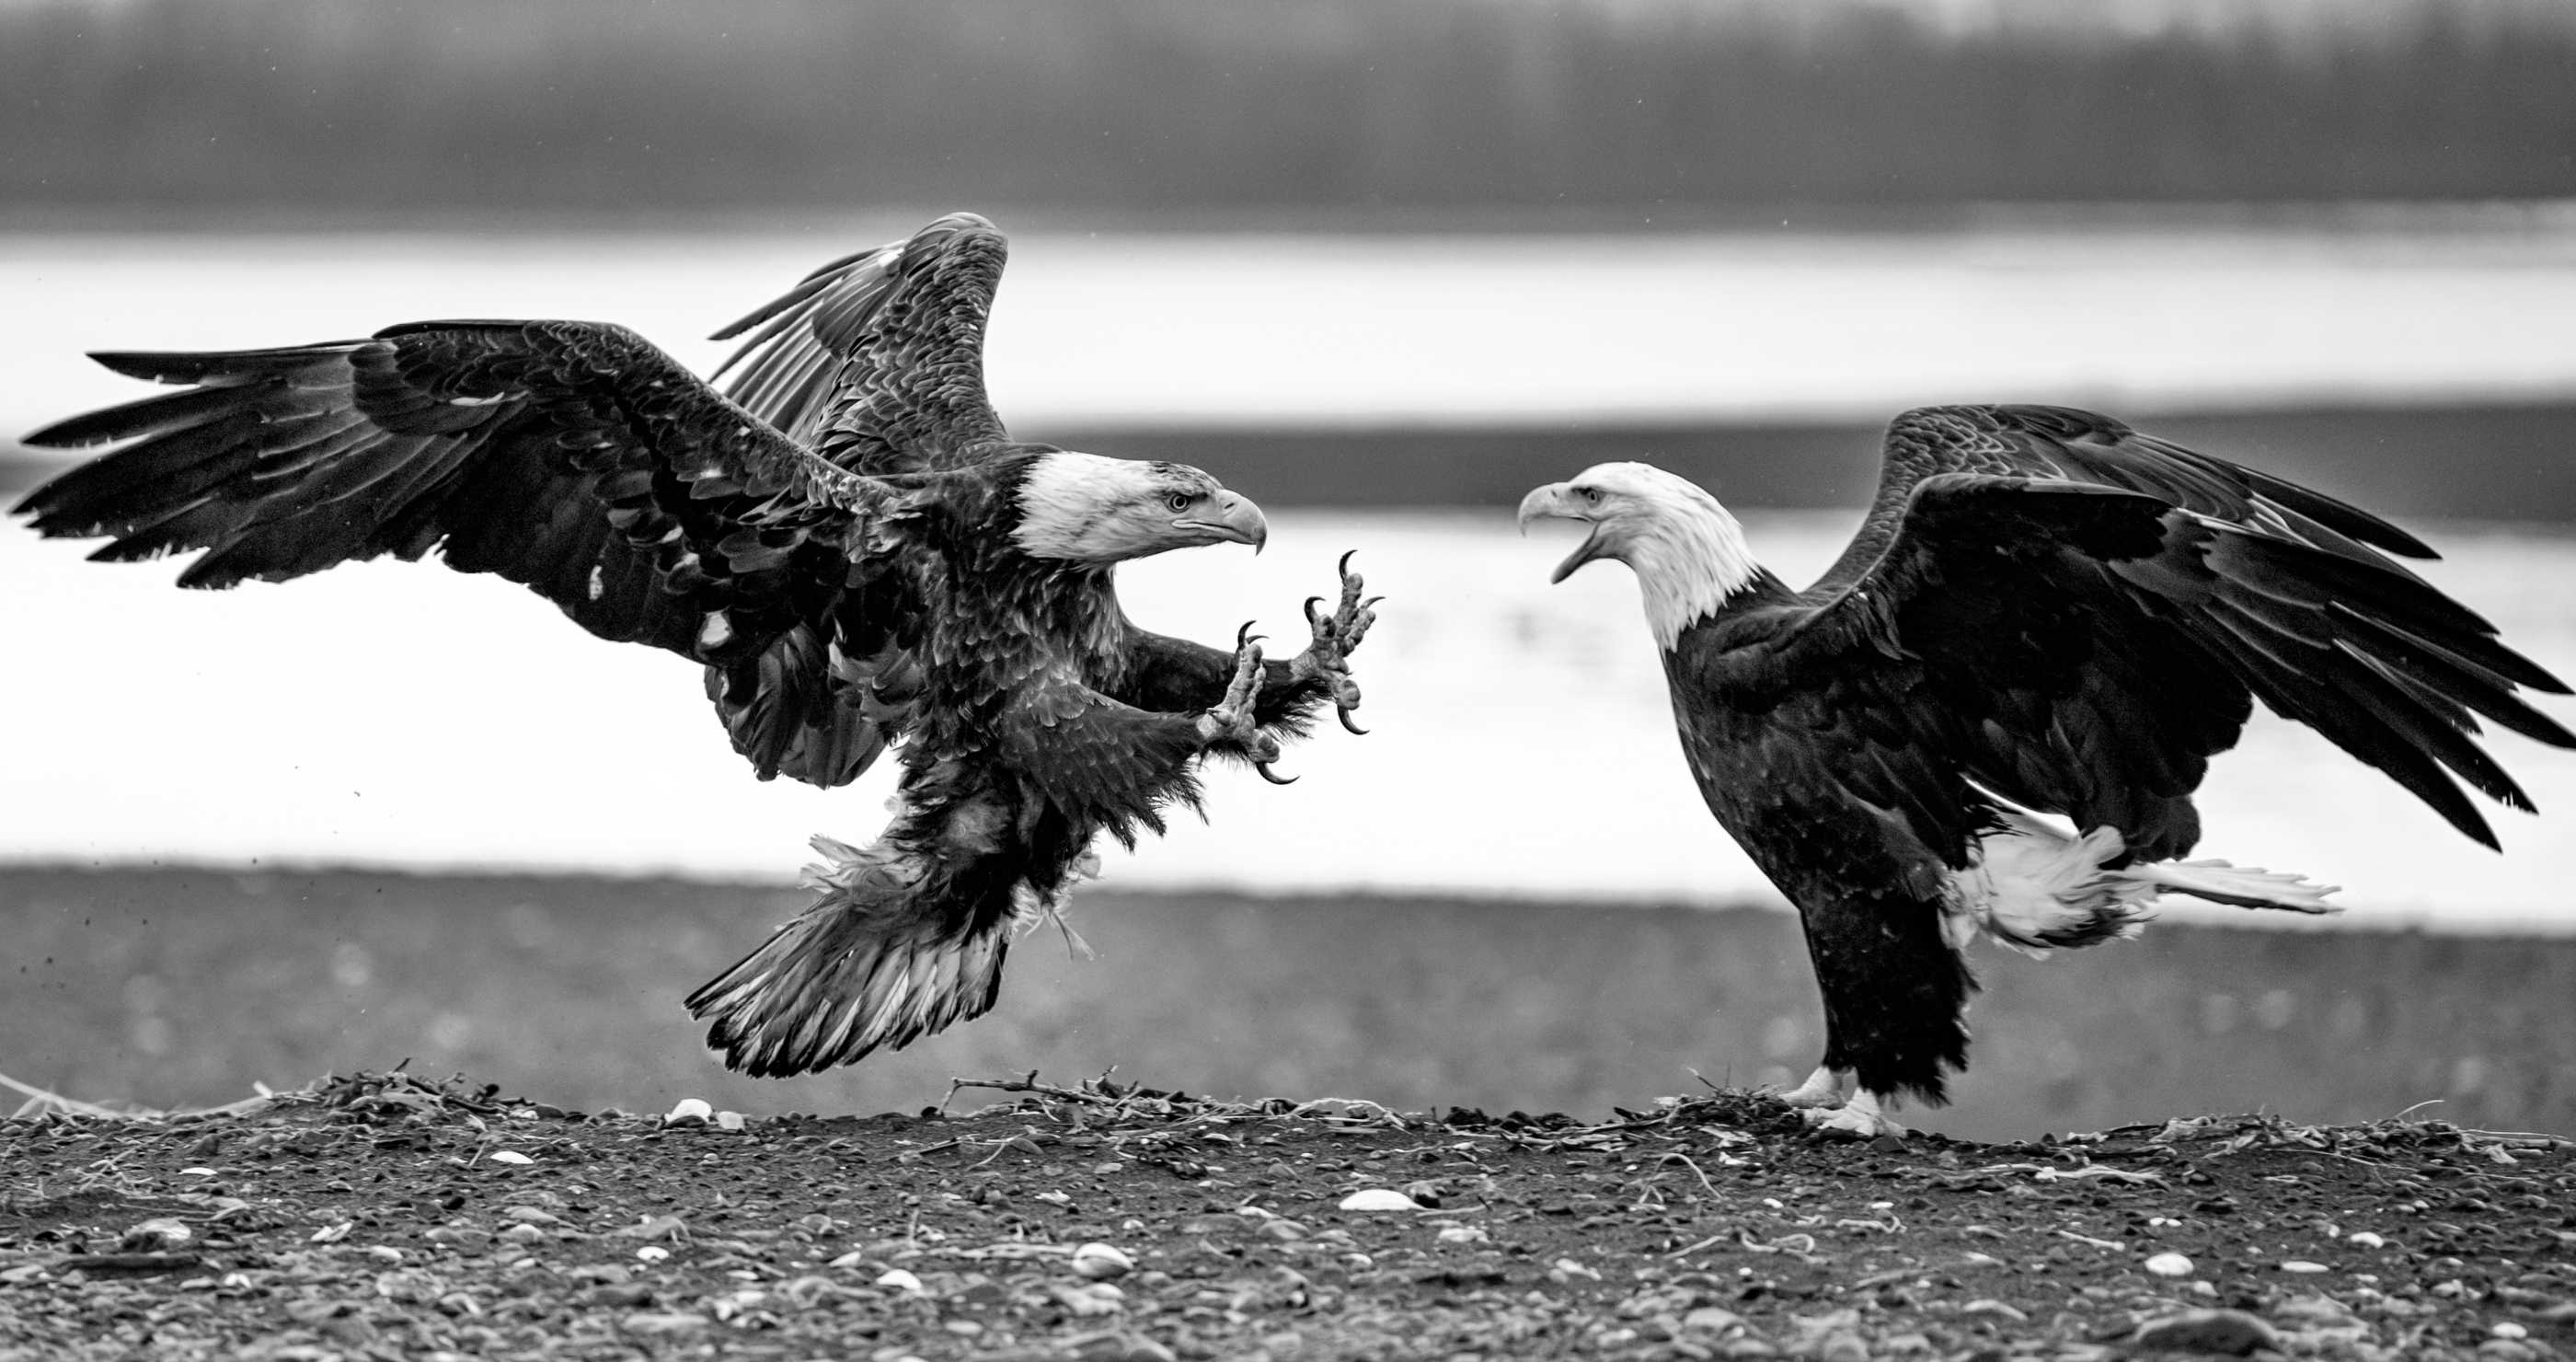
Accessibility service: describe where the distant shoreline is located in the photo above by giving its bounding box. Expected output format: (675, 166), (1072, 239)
(4, 198), (2574, 239)
(25, 401), (2567, 521)
(1, 860), (2569, 938)
(9, 864), (2570, 1137)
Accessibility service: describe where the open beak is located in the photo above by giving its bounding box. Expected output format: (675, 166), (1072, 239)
(1180, 490), (1269, 553)
(1516, 482), (1606, 583)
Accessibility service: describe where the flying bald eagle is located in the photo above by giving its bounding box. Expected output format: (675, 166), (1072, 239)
(1520, 406), (2572, 1137)
(15, 212), (1376, 1078)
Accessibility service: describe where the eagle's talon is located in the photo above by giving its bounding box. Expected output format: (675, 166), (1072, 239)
(1295, 550), (1376, 735)
(1256, 761), (1296, 785)
(1200, 629), (1272, 758)
(1793, 1086), (1904, 1138)
(1775, 1064), (1846, 1109)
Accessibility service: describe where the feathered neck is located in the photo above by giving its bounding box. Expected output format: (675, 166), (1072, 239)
(1623, 489), (1761, 650)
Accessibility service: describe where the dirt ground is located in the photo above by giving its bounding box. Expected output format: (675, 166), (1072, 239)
(2, 1070), (2570, 1362)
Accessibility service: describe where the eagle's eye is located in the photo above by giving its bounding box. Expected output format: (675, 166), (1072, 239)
(1581, 487), (1603, 506)
(1165, 491), (1193, 513)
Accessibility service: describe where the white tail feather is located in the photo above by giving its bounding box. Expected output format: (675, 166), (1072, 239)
(687, 824), (1022, 1078)
(2115, 859), (2341, 914)
(1946, 813), (2340, 959)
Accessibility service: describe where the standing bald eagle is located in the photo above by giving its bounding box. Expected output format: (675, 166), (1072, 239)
(1520, 406), (2572, 1136)
(15, 213), (1376, 1078)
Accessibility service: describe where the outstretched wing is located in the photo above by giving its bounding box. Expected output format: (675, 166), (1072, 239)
(1747, 473), (2571, 864)
(1811, 404), (2437, 594)
(711, 212), (1015, 476)
(14, 321), (924, 786)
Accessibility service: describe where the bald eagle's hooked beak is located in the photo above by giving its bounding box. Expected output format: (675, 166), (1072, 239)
(1179, 490), (1269, 554)
(1517, 482), (1607, 583)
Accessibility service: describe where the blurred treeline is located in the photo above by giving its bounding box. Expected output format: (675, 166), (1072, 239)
(4, 0), (2574, 215)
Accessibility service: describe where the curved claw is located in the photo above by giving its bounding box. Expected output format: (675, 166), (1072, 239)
(1337, 708), (1370, 737)
(1337, 548), (1357, 576)
(1235, 619), (1263, 650)
(1304, 594), (1328, 630)
(1256, 762), (1298, 786)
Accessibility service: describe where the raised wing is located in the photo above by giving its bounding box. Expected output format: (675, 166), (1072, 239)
(15, 320), (921, 787)
(1760, 475), (2572, 861)
(1811, 404), (2436, 594)
(712, 212), (1014, 476)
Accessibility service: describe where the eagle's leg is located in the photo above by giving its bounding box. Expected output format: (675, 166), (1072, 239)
(1800, 1088), (1907, 1138)
(1778, 1063), (1906, 1137)
(1777, 1065), (1846, 1108)
(1198, 626), (1286, 777)
(1292, 550), (1380, 735)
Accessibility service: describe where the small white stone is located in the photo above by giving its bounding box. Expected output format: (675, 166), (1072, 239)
(634, 1245), (670, 1263)
(2346, 1231), (2386, 1248)
(2145, 1252), (2196, 1277)
(1338, 1189), (1422, 1212)
(126, 1218), (192, 1246)
(178, 1168), (217, 1178)
(500, 1223), (546, 1243)
(1071, 1243), (1133, 1280)
(1050, 1280), (1124, 1316)
(664, 1098), (713, 1126)
(486, 1150), (534, 1165)
(875, 1268), (926, 1293)
(715, 1111), (746, 1132)
(2493, 1322), (2530, 1341)
(1435, 1225), (1489, 1244)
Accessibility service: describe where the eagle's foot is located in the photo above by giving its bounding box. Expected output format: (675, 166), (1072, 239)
(1776, 1064), (1846, 1109)
(1799, 1089), (1907, 1139)
(1199, 623), (1285, 778)
(1294, 549), (1380, 735)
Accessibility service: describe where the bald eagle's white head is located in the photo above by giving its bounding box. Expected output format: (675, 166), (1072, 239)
(1011, 452), (1269, 565)
(1517, 461), (1759, 648)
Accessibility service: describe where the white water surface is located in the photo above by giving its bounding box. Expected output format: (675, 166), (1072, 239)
(5, 222), (2576, 437)
(5, 512), (2570, 931)
(6, 225), (2573, 929)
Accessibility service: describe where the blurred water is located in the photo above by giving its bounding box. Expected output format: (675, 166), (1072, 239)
(4, 510), (2570, 930)
(7, 225), (2574, 930)
(6, 223), (2576, 437)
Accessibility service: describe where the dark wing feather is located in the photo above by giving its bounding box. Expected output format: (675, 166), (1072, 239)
(1775, 474), (2571, 861)
(1812, 404), (2436, 594)
(14, 321), (924, 787)
(711, 212), (1015, 476)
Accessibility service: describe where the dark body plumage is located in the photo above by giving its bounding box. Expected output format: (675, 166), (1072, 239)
(1524, 405), (2572, 1125)
(16, 213), (1373, 1078)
